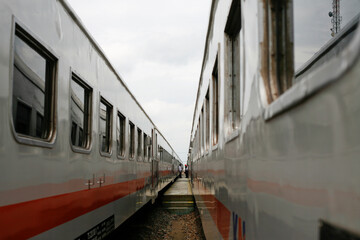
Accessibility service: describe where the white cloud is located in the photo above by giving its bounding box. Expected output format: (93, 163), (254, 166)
(67, 0), (210, 161)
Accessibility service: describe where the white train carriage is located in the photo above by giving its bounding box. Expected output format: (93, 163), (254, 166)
(0, 0), (181, 239)
(189, 0), (360, 239)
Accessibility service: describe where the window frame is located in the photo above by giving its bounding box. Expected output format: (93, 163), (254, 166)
(158, 145), (162, 162)
(137, 127), (142, 161)
(143, 132), (148, 161)
(224, 0), (242, 134)
(260, 0), (294, 104)
(147, 135), (152, 162)
(10, 20), (58, 148)
(116, 111), (126, 159)
(200, 107), (204, 156)
(99, 96), (113, 157)
(154, 132), (158, 159)
(69, 71), (93, 154)
(212, 54), (220, 147)
(205, 88), (210, 153)
(129, 121), (135, 160)
(198, 119), (201, 157)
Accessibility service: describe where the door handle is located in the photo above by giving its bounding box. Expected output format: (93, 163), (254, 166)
(85, 174), (95, 189)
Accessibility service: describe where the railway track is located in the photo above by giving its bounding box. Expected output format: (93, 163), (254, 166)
(109, 178), (205, 240)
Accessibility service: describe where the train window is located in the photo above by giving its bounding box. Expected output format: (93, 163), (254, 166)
(224, 0), (241, 131)
(155, 133), (158, 158)
(151, 129), (154, 157)
(70, 73), (92, 149)
(201, 108), (204, 155)
(147, 136), (152, 161)
(198, 129), (201, 157)
(12, 24), (57, 142)
(116, 112), (126, 157)
(137, 128), (142, 160)
(15, 101), (32, 135)
(212, 56), (219, 146)
(261, 0), (294, 104)
(163, 149), (171, 163)
(143, 133), (147, 161)
(129, 121), (135, 159)
(158, 145), (162, 161)
(99, 98), (112, 154)
(36, 112), (44, 138)
(205, 89), (210, 151)
(196, 124), (200, 159)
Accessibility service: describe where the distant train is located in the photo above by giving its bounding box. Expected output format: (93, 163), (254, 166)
(189, 0), (360, 239)
(0, 0), (181, 239)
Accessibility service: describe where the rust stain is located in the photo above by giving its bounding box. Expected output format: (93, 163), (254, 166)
(260, 0), (273, 104)
(260, 0), (294, 104)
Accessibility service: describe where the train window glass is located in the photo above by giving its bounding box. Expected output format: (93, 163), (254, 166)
(193, 130), (197, 159)
(99, 98), (112, 154)
(201, 108), (204, 155)
(151, 129), (154, 157)
(148, 136), (152, 161)
(205, 89), (210, 151)
(155, 133), (158, 158)
(71, 122), (77, 144)
(293, 0), (360, 73)
(163, 149), (170, 163)
(36, 112), (44, 138)
(197, 127), (200, 158)
(137, 128), (142, 160)
(196, 121), (200, 157)
(116, 112), (126, 157)
(212, 56), (219, 146)
(143, 133), (147, 161)
(158, 145), (162, 161)
(12, 25), (56, 141)
(71, 74), (92, 149)
(261, 0), (294, 104)
(225, 0), (241, 131)
(15, 101), (32, 135)
(158, 145), (161, 161)
(78, 128), (84, 147)
(129, 121), (135, 159)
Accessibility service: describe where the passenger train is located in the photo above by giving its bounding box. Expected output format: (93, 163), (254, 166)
(189, 0), (360, 239)
(0, 0), (181, 239)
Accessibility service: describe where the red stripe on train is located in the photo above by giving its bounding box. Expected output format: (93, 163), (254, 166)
(0, 177), (146, 239)
(200, 193), (231, 239)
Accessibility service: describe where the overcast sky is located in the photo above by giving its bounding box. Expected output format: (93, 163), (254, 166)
(293, 0), (360, 69)
(65, 0), (359, 162)
(66, 0), (211, 162)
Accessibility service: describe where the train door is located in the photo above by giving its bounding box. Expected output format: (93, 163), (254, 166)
(151, 129), (159, 189)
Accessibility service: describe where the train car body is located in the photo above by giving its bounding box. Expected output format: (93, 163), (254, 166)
(189, 0), (360, 239)
(0, 0), (181, 239)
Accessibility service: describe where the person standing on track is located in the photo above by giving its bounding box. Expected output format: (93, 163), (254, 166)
(178, 164), (182, 178)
